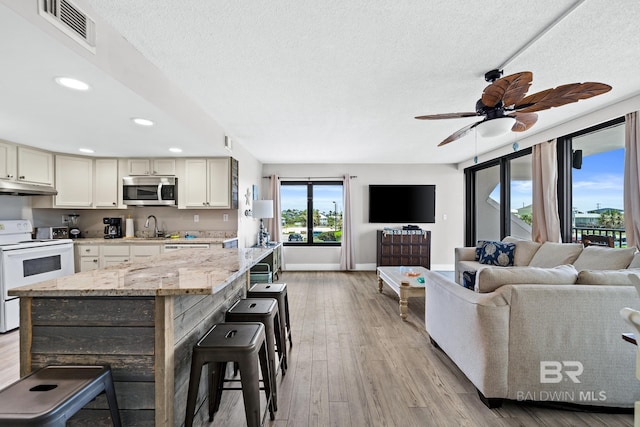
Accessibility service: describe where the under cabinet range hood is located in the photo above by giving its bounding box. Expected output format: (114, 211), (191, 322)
(0, 181), (58, 196)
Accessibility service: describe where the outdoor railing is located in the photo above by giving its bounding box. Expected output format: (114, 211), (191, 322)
(572, 227), (626, 247)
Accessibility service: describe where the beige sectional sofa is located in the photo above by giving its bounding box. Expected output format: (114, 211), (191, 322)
(426, 237), (640, 408)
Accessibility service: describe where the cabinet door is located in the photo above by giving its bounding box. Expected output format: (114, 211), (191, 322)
(101, 257), (130, 268)
(131, 244), (161, 262)
(184, 159), (209, 207)
(79, 257), (100, 272)
(128, 159), (151, 175)
(207, 158), (230, 207)
(95, 159), (119, 207)
(0, 141), (16, 181)
(152, 159), (175, 175)
(17, 146), (53, 185)
(54, 155), (93, 207)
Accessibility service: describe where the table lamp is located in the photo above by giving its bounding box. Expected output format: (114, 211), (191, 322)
(252, 200), (274, 247)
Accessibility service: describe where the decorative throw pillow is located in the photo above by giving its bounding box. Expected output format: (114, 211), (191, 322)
(462, 271), (476, 290)
(474, 240), (487, 261)
(478, 241), (515, 267)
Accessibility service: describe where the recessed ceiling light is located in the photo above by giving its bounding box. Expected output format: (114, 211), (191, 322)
(54, 77), (90, 91)
(131, 117), (154, 127)
(79, 148), (94, 153)
(169, 147), (182, 153)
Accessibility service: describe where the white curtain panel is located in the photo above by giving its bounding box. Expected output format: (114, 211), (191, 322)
(267, 175), (282, 246)
(532, 139), (561, 243)
(339, 174), (356, 270)
(624, 112), (640, 249)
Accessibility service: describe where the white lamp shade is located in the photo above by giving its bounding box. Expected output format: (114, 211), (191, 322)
(252, 200), (274, 219)
(476, 117), (516, 138)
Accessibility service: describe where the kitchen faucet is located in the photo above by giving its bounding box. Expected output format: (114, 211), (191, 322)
(144, 215), (163, 238)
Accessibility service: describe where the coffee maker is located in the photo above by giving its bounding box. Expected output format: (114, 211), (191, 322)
(103, 217), (123, 239)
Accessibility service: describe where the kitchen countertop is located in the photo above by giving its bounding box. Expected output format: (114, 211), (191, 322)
(9, 246), (272, 297)
(74, 237), (234, 244)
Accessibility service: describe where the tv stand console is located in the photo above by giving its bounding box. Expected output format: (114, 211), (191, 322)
(376, 230), (431, 269)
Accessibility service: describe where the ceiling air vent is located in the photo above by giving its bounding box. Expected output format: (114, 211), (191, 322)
(38, 0), (96, 53)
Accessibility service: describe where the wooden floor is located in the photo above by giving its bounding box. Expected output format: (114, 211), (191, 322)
(0, 271), (634, 426)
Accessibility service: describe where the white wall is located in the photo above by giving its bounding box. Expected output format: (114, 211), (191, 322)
(262, 163), (464, 271)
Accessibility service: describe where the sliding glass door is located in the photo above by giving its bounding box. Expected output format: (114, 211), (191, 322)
(465, 149), (532, 246)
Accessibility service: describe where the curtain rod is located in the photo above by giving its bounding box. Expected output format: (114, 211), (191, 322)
(262, 175), (357, 180)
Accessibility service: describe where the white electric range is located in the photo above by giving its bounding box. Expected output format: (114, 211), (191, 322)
(0, 220), (74, 333)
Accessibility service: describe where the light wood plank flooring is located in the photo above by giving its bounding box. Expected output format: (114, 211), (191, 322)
(0, 271), (634, 426)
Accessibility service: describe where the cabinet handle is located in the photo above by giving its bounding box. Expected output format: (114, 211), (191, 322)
(6, 174), (12, 178)
(92, 259), (98, 263)
(124, 259), (129, 262)
(112, 202), (117, 205)
(18, 175), (25, 180)
(85, 249), (91, 252)
(203, 202), (207, 206)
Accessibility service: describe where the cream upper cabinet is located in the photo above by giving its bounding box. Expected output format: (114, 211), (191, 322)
(127, 158), (175, 176)
(54, 155), (93, 207)
(17, 146), (54, 186)
(207, 158), (231, 207)
(182, 158), (237, 208)
(0, 141), (16, 181)
(183, 159), (208, 207)
(94, 159), (119, 207)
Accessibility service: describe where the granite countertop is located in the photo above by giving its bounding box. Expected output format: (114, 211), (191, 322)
(75, 237), (234, 245)
(9, 246), (272, 297)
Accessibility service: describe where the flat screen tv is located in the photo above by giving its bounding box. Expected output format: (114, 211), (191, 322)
(368, 184), (436, 223)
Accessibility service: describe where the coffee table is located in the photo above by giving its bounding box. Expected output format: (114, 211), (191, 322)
(377, 266), (428, 321)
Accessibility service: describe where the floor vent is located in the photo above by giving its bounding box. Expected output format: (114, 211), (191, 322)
(39, 0), (96, 53)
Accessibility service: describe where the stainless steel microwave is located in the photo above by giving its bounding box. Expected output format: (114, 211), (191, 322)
(123, 176), (177, 206)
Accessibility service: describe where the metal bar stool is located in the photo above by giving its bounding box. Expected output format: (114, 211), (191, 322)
(226, 298), (286, 410)
(0, 365), (121, 427)
(185, 322), (275, 427)
(247, 282), (293, 354)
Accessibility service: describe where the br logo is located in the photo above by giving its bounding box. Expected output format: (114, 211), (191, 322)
(540, 361), (584, 383)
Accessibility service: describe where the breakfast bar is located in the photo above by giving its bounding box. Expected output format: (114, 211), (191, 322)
(9, 245), (277, 427)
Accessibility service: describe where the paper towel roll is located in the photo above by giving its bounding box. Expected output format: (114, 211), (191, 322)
(125, 218), (134, 238)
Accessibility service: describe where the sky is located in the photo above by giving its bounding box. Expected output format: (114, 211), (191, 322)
(280, 184), (343, 214)
(495, 148), (624, 213)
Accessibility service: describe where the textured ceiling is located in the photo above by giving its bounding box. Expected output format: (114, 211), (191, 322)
(2, 0), (640, 164)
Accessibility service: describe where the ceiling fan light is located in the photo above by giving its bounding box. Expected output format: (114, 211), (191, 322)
(476, 117), (516, 138)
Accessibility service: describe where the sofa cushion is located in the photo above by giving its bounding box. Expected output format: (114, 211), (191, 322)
(478, 241), (515, 266)
(502, 236), (542, 266)
(528, 242), (583, 268)
(629, 253), (640, 268)
(573, 246), (636, 271)
(576, 268), (640, 285)
(475, 264), (578, 293)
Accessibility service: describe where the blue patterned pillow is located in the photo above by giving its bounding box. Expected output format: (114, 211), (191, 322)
(462, 271), (476, 290)
(474, 240), (487, 260)
(478, 241), (515, 266)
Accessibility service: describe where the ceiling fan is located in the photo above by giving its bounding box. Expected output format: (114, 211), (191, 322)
(415, 69), (612, 146)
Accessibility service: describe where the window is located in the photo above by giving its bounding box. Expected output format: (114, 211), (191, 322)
(280, 181), (343, 245)
(465, 149), (532, 245)
(510, 154), (533, 239)
(570, 122), (625, 246)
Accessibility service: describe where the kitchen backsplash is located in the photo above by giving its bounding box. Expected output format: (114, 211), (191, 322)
(32, 206), (238, 239)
